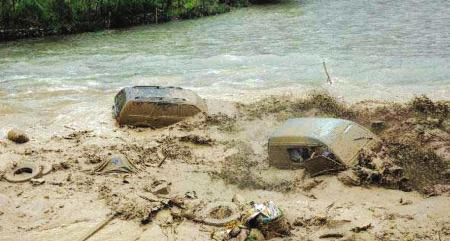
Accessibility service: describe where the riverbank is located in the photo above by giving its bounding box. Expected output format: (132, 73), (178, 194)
(0, 0), (253, 41)
(1, 94), (450, 240)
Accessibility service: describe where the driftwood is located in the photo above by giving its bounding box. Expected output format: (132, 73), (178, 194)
(78, 211), (117, 241)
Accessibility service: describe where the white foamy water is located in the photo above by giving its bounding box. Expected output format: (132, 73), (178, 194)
(0, 0), (449, 139)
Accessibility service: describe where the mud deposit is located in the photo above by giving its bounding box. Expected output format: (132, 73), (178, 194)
(1, 96), (450, 240)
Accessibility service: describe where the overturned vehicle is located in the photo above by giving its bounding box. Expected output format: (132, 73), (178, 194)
(113, 86), (207, 127)
(269, 118), (378, 176)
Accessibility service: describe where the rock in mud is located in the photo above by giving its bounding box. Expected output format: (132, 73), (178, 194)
(30, 178), (45, 185)
(7, 129), (29, 143)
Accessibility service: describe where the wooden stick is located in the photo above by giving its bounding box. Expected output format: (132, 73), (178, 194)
(323, 62), (332, 85)
(79, 211), (117, 241)
(157, 148), (168, 168)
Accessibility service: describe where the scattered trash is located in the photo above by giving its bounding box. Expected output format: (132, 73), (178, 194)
(245, 201), (282, 223)
(112, 86), (207, 127)
(242, 201), (291, 238)
(94, 154), (136, 174)
(4, 162), (42, 183)
(7, 129), (29, 143)
(180, 134), (214, 145)
(319, 232), (344, 239)
(351, 223), (372, 233)
(268, 118), (378, 175)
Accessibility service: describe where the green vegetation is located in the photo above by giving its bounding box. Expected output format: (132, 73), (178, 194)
(0, 0), (251, 37)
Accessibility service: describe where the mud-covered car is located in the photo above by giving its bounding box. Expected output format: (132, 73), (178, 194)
(113, 86), (206, 127)
(268, 118), (378, 175)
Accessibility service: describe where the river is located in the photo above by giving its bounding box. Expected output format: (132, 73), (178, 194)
(1, 0), (449, 139)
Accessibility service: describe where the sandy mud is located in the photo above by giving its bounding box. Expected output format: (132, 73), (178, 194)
(1, 95), (450, 240)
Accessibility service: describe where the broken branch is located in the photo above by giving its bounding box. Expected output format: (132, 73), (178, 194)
(323, 62), (332, 85)
(157, 149), (168, 168)
(79, 211), (117, 241)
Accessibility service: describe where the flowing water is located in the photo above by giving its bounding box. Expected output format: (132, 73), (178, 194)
(1, 0), (449, 139)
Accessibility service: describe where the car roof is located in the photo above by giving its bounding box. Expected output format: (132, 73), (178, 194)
(269, 118), (377, 165)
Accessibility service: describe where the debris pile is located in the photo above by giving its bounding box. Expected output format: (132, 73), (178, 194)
(208, 198), (291, 240)
(336, 141), (414, 192)
(180, 134), (215, 145)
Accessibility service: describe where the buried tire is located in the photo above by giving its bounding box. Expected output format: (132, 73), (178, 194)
(4, 162), (42, 183)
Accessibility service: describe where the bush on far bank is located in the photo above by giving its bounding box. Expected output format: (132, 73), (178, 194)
(0, 0), (253, 39)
